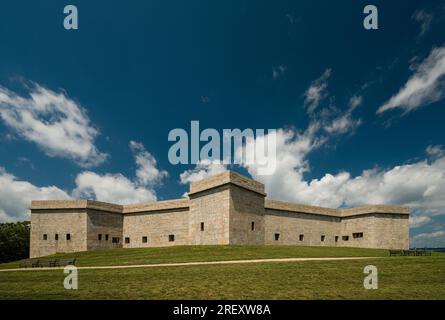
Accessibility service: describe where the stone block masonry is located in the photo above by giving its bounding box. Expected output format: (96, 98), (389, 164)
(30, 171), (409, 258)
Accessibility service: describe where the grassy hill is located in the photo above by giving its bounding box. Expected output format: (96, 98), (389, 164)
(0, 245), (387, 269)
(0, 245), (444, 299)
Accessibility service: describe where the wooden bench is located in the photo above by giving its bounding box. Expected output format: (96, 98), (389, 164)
(19, 259), (38, 268)
(414, 249), (431, 256)
(389, 250), (403, 256)
(54, 258), (76, 267)
(389, 249), (432, 257)
(19, 258), (76, 268)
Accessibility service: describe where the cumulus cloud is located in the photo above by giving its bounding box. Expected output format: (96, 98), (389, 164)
(73, 141), (166, 204)
(410, 215), (432, 229)
(182, 71), (362, 194)
(426, 145), (445, 159)
(0, 167), (70, 222)
(411, 230), (445, 248)
(304, 69), (331, 114)
(0, 83), (107, 167)
(179, 159), (227, 184)
(240, 125), (445, 226)
(72, 171), (158, 204)
(0, 141), (167, 221)
(378, 46), (445, 114)
(129, 140), (168, 186)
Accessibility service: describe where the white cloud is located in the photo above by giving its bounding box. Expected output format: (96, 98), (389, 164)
(0, 141), (167, 221)
(179, 159), (227, 184)
(413, 230), (445, 240)
(304, 69), (331, 114)
(411, 230), (445, 248)
(240, 125), (445, 225)
(315, 103), (362, 137)
(0, 167), (70, 222)
(181, 69), (361, 189)
(323, 113), (362, 135)
(0, 83), (107, 167)
(72, 171), (158, 204)
(409, 215), (432, 228)
(349, 95), (363, 109)
(302, 72), (362, 136)
(238, 125), (321, 200)
(378, 46), (445, 114)
(129, 140), (168, 186)
(426, 145), (445, 159)
(237, 122), (444, 247)
(73, 141), (166, 204)
(412, 10), (433, 36)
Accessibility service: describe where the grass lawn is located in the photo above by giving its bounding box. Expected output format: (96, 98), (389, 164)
(0, 246), (444, 299)
(0, 245), (388, 269)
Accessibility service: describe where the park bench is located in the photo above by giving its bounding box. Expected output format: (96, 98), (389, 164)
(414, 249), (431, 256)
(19, 259), (39, 268)
(54, 258), (77, 267)
(19, 258), (76, 268)
(389, 250), (403, 256)
(389, 249), (431, 257)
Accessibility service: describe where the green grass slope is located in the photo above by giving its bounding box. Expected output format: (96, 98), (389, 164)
(0, 246), (444, 300)
(0, 245), (387, 269)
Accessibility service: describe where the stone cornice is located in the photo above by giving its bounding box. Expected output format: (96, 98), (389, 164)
(265, 199), (409, 218)
(188, 171), (266, 196)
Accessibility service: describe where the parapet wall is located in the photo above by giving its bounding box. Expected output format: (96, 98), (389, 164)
(263, 200), (409, 249)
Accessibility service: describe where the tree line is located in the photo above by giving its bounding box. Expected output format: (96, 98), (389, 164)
(0, 221), (30, 263)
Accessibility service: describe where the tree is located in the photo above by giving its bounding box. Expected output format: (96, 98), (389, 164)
(0, 221), (30, 263)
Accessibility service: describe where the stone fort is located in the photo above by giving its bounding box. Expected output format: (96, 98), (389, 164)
(30, 171), (409, 258)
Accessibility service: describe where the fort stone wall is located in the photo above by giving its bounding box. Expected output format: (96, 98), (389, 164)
(264, 209), (341, 246)
(30, 208), (88, 258)
(188, 185), (231, 245)
(123, 208), (189, 248)
(29, 171), (410, 258)
(87, 209), (123, 251)
(229, 184), (266, 245)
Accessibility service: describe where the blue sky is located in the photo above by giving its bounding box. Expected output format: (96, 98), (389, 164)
(1, 0), (445, 247)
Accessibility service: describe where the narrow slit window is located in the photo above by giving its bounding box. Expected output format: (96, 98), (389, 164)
(66, 233), (71, 240)
(105, 234), (109, 241)
(43, 234), (48, 240)
(335, 236), (339, 242)
(98, 234), (102, 241)
(251, 221), (255, 231)
(321, 235), (325, 242)
(200, 222), (205, 231)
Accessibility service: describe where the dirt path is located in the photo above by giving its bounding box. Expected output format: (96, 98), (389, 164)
(0, 256), (382, 272)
